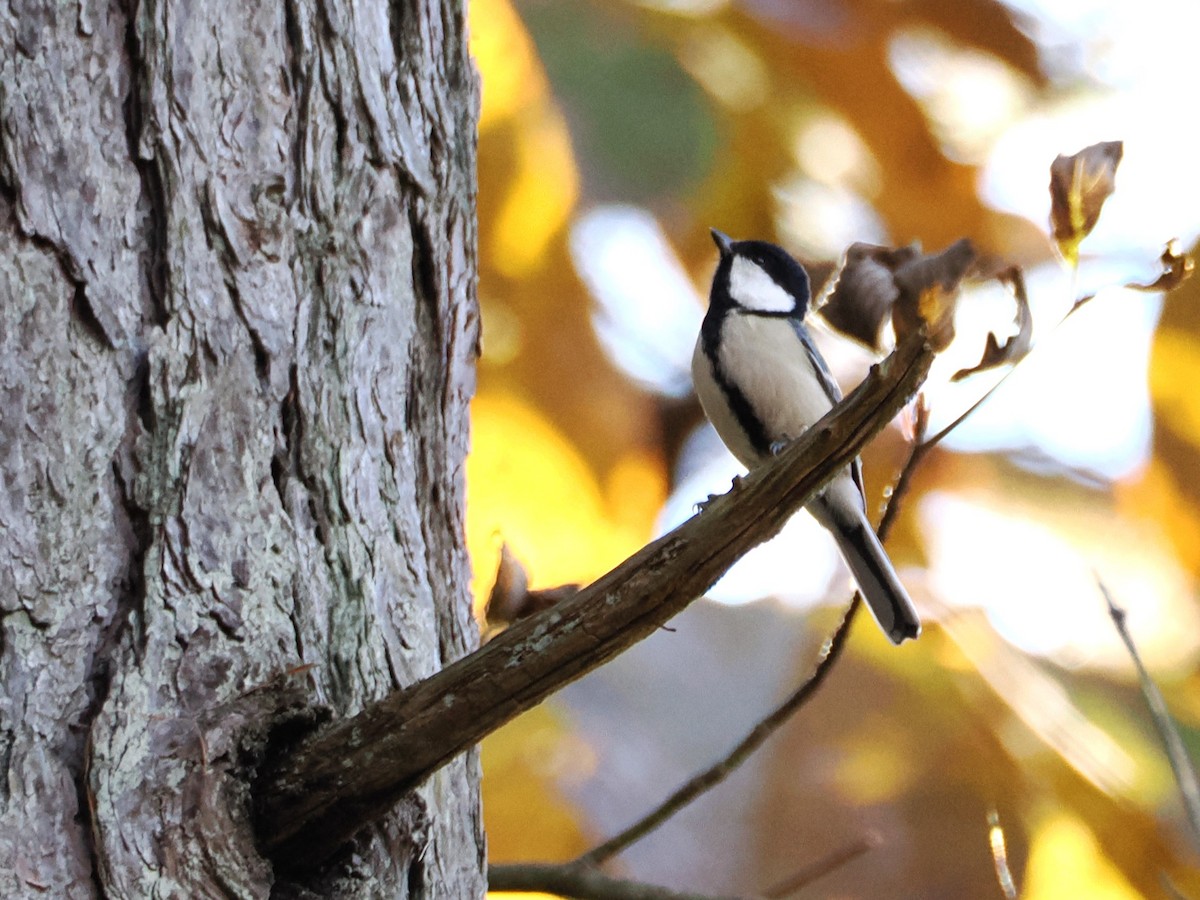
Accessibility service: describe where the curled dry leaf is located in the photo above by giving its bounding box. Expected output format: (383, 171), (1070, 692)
(484, 543), (579, 628)
(820, 243), (920, 352)
(952, 266), (1033, 382)
(891, 238), (978, 352)
(1126, 239), (1195, 293)
(486, 543), (528, 624)
(1049, 141), (1123, 267)
(819, 239), (976, 354)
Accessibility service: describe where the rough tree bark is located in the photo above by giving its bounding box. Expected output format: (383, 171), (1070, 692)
(0, 1), (483, 897)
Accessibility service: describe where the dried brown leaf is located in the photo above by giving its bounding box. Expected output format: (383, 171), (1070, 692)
(952, 266), (1033, 381)
(485, 544), (529, 626)
(820, 240), (975, 354)
(1127, 239), (1194, 293)
(484, 544), (578, 628)
(892, 238), (978, 352)
(1049, 141), (1123, 266)
(820, 243), (920, 352)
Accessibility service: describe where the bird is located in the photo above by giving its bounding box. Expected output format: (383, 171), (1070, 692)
(691, 228), (921, 644)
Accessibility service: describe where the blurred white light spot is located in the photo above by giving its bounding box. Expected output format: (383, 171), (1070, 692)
(774, 176), (888, 261)
(984, 106), (1200, 261)
(924, 493), (1101, 657)
(921, 263), (1157, 479)
(570, 205), (705, 397)
(660, 425), (842, 607)
(628, 0), (729, 14)
(921, 491), (1198, 669)
(888, 26), (1032, 164)
(999, 0), (1196, 84)
(792, 113), (881, 193)
(981, 0), (1200, 256)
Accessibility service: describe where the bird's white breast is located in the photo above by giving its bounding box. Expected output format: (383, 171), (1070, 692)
(692, 335), (759, 467)
(691, 313), (836, 468)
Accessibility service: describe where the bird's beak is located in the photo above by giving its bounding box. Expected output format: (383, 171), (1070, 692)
(710, 228), (733, 258)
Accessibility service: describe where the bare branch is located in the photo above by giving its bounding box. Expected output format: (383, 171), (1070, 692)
(487, 862), (755, 900)
(576, 384), (932, 869)
(1099, 580), (1200, 849)
(577, 596), (864, 869)
(254, 333), (934, 870)
(925, 282), (1097, 449)
(761, 833), (879, 898)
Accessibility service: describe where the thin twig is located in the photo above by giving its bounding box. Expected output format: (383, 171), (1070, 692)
(924, 288), (1094, 449)
(487, 862), (755, 900)
(876, 393), (930, 529)
(576, 595), (863, 868)
(1098, 579), (1200, 848)
(761, 833), (880, 898)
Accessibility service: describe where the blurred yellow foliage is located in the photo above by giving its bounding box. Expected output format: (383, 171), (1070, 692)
(599, 450), (666, 542)
(490, 107), (579, 278)
(1121, 460), (1200, 575)
(464, 0), (1200, 893)
(481, 704), (593, 867)
(1150, 327), (1200, 448)
(1023, 813), (1142, 900)
(471, 0), (546, 132)
(833, 723), (917, 804)
(466, 390), (664, 610)
(470, 0), (579, 278)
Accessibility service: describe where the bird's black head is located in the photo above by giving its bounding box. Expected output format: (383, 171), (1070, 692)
(709, 228), (811, 317)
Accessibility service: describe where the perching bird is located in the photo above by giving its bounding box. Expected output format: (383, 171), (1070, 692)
(691, 229), (921, 643)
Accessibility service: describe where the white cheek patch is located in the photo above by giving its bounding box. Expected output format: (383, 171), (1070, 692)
(728, 256), (796, 313)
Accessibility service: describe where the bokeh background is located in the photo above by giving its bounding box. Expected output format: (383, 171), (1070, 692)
(465, 0), (1200, 895)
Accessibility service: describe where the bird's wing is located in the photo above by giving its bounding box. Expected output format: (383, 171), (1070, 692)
(788, 317), (866, 498)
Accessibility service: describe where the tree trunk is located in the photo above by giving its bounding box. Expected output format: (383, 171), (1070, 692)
(0, 0), (482, 896)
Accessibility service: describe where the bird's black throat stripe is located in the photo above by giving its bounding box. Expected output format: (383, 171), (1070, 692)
(700, 309), (774, 459)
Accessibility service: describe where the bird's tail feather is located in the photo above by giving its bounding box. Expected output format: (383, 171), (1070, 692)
(828, 515), (921, 644)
